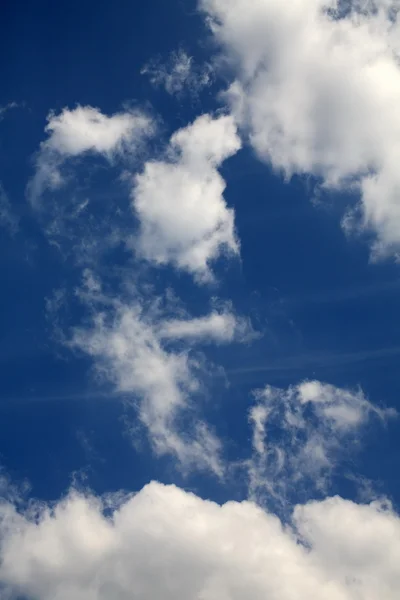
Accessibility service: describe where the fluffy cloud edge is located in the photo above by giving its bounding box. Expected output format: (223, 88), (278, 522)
(201, 0), (400, 257)
(27, 105), (154, 206)
(246, 379), (396, 504)
(67, 271), (256, 476)
(0, 480), (399, 599)
(131, 113), (241, 280)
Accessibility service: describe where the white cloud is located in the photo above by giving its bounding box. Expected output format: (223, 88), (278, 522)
(0, 480), (400, 600)
(202, 0), (400, 257)
(71, 300), (222, 475)
(159, 310), (255, 343)
(141, 49), (213, 96)
(28, 105), (153, 205)
(297, 379), (395, 429)
(0, 101), (20, 120)
(132, 113), (241, 280)
(69, 274), (251, 474)
(0, 183), (19, 235)
(43, 106), (151, 157)
(247, 380), (395, 503)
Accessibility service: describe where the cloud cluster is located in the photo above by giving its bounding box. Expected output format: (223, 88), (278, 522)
(132, 113), (241, 280)
(25, 107), (249, 473)
(247, 380), (395, 503)
(14, 31), (400, 600)
(0, 481), (399, 600)
(202, 0), (400, 256)
(28, 105), (153, 206)
(28, 109), (241, 279)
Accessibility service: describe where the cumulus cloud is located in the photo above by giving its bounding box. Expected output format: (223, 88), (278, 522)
(69, 273), (252, 474)
(132, 113), (241, 280)
(0, 480), (399, 600)
(247, 380), (395, 503)
(202, 0), (400, 257)
(141, 49), (214, 97)
(27, 105), (153, 205)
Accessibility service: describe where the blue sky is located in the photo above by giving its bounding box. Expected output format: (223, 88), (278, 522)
(1, 1), (400, 598)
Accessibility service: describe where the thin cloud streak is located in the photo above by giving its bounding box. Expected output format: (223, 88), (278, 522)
(0, 390), (127, 407)
(279, 279), (400, 307)
(228, 345), (400, 377)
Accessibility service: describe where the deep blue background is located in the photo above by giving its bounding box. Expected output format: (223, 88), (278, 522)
(0, 0), (399, 509)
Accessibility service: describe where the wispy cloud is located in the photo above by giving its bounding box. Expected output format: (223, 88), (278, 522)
(67, 271), (253, 475)
(0, 183), (19, 235)
(159, 308), (256, 344)
(245, 380), (395, 506)
(27, 105), (154, 206)
(279, 278), (400, 307)
(0, 102), (22, 120)
(228, 345), (400, 379)
(141, 49), (214, 98)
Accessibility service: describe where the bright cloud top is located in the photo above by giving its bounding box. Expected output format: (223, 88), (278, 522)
(297, 379), (394, 429)
(1, 481), (400, 600)
(28, 105), (153, 205)
(132, 113), (241, 280)
(44, 106), (151, 156)
(248, 380), (395, 502)
(202, 0), (400, 256)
